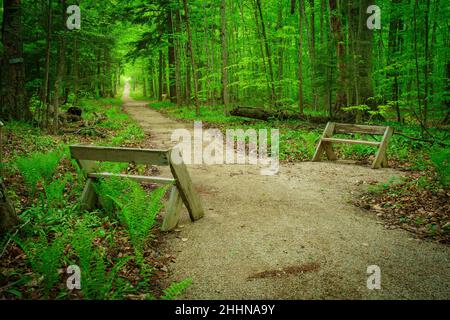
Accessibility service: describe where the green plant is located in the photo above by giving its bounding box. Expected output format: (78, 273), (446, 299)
(15, 232), (67, 297)
(429, 147), (450, 188)
(16, 150), (63, 194)
(110, 184), (168, 265)
(160, 278), (193, 300)
(43, 175), (71, 209)
(71, 218), (130, 300)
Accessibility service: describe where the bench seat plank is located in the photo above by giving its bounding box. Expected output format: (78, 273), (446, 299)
(88, 172), (175, 185)
(321, 138), (381, 146)
(70, 145), (170, 166)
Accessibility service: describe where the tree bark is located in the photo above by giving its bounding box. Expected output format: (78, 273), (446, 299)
(182, 0), (200, 115)
(230, 107), (329, 123)
(0, 181), (19, 234)
(220, 0), (230, 115)
(329, 0), (346, 113)
(168, 9), (177, 103)
(0, 0), (30, 121)
(297, 0), (304, 114)
(49, 0), (67, 134)
(255, 0), (276, 106)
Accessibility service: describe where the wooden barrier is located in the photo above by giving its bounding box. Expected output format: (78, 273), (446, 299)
(312, 122), (394, 169)
(70, 145), (204, 231)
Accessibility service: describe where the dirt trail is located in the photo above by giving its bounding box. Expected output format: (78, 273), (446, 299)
(122, 85), (449, 300)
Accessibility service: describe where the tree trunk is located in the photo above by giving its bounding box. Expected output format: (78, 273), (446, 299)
(220, 0), (230, 115)
(182, 0), (200, 115)
(230, 106), (329, 123)
(168, 9), (177, 103)
(0, 0), (30, 121)
(158, 50), (163, 101)
(49, 0), (67, 134)
(329, 0), (346, 113)
(388, 0), (403, 122)
(297, 0), (304, 114)
(0, 181), (19, 234)
(255, 0), (276, 106)
(42, 0), (52, 127)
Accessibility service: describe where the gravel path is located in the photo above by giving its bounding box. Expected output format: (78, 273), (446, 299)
(123, 85), (450, 300)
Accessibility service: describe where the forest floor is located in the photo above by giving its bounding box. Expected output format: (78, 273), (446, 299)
(122, 87), (450, 299)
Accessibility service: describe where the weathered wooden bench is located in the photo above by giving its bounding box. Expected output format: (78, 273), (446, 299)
(312, 122), (394, 169)
(70, 145), (204, 231)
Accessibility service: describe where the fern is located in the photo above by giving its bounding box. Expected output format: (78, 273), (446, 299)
(15, 232), (66, 297)
(43, 175), (70, 209)
(16, 150), (62, 194)
(96, 176), (168, 265)
(71, 218), (129, 300)
(161, 278), (193, 300)
(113, 184), (168, 265)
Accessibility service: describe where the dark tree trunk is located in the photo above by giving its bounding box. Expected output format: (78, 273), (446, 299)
(230, 107), (330, 123)
(0, 0), (30, 121)
(0, 181), (19, 234)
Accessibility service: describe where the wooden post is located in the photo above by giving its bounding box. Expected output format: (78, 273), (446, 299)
(161, 186), (183, 232)
(312, 122), (337, 161)
(372, 127), (394, 169)
(80, 178), (98, 211)
(169, 148), (204, 221)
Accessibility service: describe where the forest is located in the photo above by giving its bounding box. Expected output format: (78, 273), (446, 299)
(0, 0), (449, 301)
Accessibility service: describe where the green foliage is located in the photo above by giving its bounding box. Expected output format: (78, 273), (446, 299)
(429, 148), (450, 188)
(106, 180), (168, 264)
(110, 123), (145, 146)
(43, 174), (72, 209)
(16, 150), (62, 194)
(160, 278), (193, 300)
(280, 130), (320, 161)
(368, 177), (404, 194)
(71, 218), (130, 300)
(15, 233), (67, 297)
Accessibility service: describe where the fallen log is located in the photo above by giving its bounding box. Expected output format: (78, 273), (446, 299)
(230, 107), (330, 123)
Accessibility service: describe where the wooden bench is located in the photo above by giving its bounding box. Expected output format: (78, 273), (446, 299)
(312, 122), (394, 169)
(70, 145), (204, 231)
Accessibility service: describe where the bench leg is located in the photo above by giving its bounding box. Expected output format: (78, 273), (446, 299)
(372, 127), (393, 169)
(312, 141), (325, 162)
(161, 186), (183, 232)
(80, 178), (98, 212)
(312, 122), (337, 162)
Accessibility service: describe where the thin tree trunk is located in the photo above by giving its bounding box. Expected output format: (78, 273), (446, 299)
(255, 0), (276, 106)
(50, 0), (67, 134)
(220, 0), (230, 115)
(297, 0), (304, 114)
(329, 0), (346, 113)
(158, 49), (163, 101)
(168, 9), (177, 103)
(42, 0), (52, 126)
(182, 0), (200, 115)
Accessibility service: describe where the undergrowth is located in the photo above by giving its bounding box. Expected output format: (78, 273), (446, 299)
(1, 97), (191, 300)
